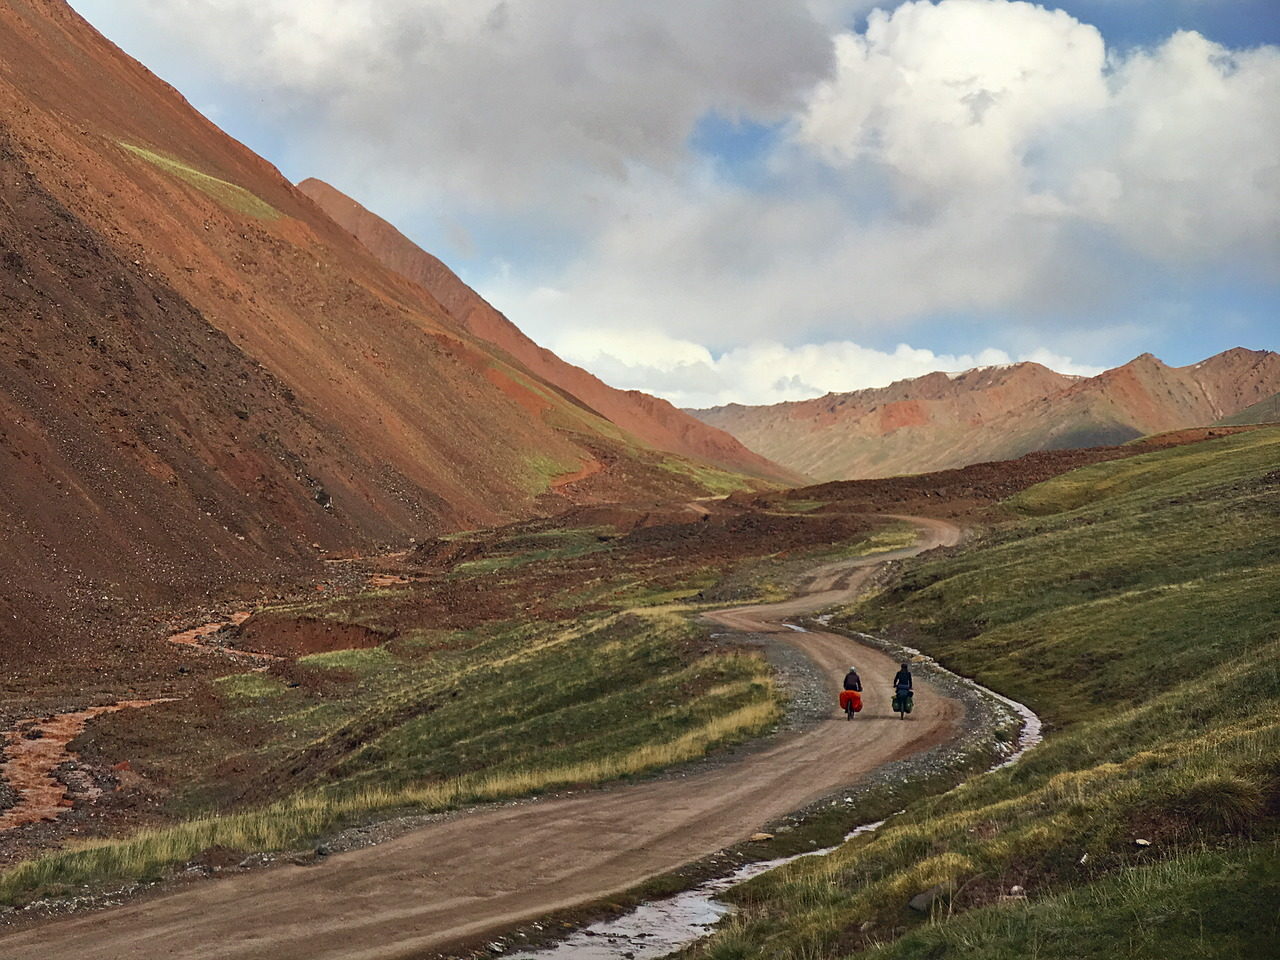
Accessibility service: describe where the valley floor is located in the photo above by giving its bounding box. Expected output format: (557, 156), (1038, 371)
(2, 427), (1273, 959)
(0, 519), (966, 958)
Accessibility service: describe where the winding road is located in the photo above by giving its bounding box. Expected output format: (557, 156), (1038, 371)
(3, 516), (963, 960)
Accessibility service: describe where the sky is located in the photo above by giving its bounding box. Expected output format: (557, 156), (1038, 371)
(70, 0), (1280, 408)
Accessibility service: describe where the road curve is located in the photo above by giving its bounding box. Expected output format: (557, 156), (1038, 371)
(2, 517), (963, 960)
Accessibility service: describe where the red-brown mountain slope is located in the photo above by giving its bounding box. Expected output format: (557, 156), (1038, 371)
(692, 349), (1280, 481)
(296, 178), (793, 483)
(0, 0), (777, 657)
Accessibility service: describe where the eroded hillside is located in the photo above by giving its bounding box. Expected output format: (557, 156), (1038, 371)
(297, 177), (795, 483)
(0, 0), (784, 657)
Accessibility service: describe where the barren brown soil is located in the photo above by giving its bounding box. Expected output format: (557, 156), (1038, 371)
(231, 615), (387, 659)
(2, 518), (962, 960)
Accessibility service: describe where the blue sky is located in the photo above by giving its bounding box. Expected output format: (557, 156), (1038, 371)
(1052, 1), (1280, 50)
(71, 0), (1278, 406)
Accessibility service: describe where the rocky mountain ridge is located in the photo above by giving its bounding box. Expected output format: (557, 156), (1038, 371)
(296, 178), (793, 483)
(692, 348), (1280, 480)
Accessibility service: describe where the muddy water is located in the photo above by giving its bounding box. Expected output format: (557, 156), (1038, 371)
(3, 611), (285, 833)
(167, 613), (282, 664)
(510, 822), (887, 960)
(0, 700), (177, 832)
(167, 612), (252, 653)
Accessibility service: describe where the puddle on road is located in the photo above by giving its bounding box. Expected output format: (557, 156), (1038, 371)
(509, 821), (886, 960)
(0, 700), (178, 832)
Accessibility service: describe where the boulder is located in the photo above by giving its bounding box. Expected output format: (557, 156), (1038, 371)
(908, 882), (953, 913)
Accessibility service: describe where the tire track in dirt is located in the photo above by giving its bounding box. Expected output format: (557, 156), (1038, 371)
(3, 517), (962, 960)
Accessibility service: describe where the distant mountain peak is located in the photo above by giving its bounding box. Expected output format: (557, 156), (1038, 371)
(692, 348), (1279, 481)
(1120, 352), (1166, 368)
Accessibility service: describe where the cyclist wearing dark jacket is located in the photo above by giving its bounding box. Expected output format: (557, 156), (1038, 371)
(893, 663), (913, 692)
(843, 667), (862, 692)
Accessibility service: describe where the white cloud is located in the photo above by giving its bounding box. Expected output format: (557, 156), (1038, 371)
(794, 2), (1279, 268)
(1077, 30), (1280, 264)
(799, 0), (1109, 198)
(98, 0), (846, 222)
(72, 0), (1278, 406)
(548, 327), (1103, 408)
(480, 1), (1279, 372)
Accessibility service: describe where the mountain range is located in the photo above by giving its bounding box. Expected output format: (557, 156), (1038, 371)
(0, 0), (787, 653)
(692, 348), (1280, 481)
(2, 0), (1274, 653)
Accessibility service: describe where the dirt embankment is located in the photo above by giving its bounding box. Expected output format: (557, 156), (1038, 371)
(231, 615), (389, 659)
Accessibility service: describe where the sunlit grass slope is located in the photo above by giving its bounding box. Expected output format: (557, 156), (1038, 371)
(693, 427), (1280, 959)
(119, 142), (281, 219)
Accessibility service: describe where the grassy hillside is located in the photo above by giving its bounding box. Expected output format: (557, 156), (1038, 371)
(0, 611), (777, 904)
(1218, 392), (1280, 426)
(0, 507), (890, 904)
(694, 427), (1280, 958)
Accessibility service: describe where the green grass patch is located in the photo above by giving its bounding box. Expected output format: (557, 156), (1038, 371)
(298, 647), (396, 673)
(0, 605), (780, 903)
(1009, 427), (1278, 516)
(771, 499), (823, 514)
(522, 453), (583, 496)
(838, 523), (918, 558)
(214, 673), (286, 700)
(119, 143), (281, 219)
(453, 526), (613, 575)
(691, 427), (1280, 959)
(659, 457), (761, 495)
(866, 842), (1279, 960)
(0, 689), (778, 904)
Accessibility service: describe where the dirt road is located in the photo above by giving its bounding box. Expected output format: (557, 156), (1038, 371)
(4, 517), (962, 960)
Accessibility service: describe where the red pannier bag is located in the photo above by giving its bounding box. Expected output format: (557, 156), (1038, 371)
(839, 690), (862, 713)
